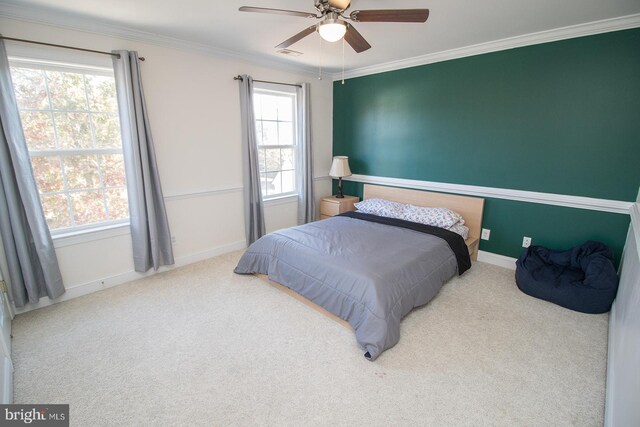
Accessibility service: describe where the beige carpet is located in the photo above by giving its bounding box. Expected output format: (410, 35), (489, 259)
(12, 252), (608, 426)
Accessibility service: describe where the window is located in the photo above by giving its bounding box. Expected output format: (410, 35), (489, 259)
(253, 86), (297, 199)
(9, 59), (129, 234)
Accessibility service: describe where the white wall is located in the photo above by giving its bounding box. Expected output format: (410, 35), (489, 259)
(0, 17), (334, 312)
(605, 198), (640, 426)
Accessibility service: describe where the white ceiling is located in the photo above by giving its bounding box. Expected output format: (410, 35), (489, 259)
(1, 0), (639, 75)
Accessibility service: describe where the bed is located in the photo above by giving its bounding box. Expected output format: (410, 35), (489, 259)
(234, 184), (485, 360)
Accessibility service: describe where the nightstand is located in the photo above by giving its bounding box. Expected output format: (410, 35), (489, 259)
(465, 236), (480, 261)
(320, 195), (359, 220)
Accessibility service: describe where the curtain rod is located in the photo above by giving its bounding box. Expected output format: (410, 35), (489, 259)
(0, 36), (145, 61)
(234, 75), (301, 88)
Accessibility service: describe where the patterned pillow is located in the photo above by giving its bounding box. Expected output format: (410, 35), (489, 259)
(401, 205), (464, 229)
(353, 198), (406, 219)
(448, 223), (469, 240)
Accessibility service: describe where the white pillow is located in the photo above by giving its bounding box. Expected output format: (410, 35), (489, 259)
(353, 198), (406, 219)
(448, 223), (469, 240)
(354, 199), (466, 230)
(401, 205), (464, 229)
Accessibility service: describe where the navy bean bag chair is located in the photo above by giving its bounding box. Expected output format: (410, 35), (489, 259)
(515, 241), (619, 314)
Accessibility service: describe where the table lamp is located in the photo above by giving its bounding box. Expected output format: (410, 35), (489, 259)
(329, 156), (352, 199)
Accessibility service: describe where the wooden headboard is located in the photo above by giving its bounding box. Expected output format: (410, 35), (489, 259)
(363, 184), (485, 257)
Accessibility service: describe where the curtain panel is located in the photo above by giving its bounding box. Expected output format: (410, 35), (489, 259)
(0, 37), (65, 307)
(238, 75), (266, 245)
(112, 50), (174, 272)
(296, 82), (315, 225)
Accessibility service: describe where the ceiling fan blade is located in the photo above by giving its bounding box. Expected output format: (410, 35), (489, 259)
(350, 9), (430, 23)
(344, 24), (371, 53)
(239, 6), (317, 19)
(275, 25), (317, 49)
(328, 0), (352, 10)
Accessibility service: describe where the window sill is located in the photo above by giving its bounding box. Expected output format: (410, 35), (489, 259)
(52, 222), (131, 249)
(263, 194), (298, 207)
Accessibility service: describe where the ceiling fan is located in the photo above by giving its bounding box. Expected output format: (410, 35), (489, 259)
(239, 0), (430, 53)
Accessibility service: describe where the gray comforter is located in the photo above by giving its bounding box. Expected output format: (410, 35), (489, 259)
(234, 215), (459, 361)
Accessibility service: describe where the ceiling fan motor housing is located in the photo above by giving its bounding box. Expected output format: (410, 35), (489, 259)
(315, 0), (350, 14)
(240, 1), (429, 53)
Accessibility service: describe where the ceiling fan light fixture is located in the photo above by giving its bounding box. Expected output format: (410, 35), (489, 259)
(318, 19), (347, 42)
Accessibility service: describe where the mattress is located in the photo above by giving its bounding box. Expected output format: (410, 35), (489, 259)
(234, 212), (471, 360)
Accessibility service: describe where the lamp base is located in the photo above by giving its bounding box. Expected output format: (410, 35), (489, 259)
(336, 177), (344, 198)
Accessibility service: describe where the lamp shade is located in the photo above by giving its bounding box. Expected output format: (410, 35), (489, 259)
(329, 156), (352, 178)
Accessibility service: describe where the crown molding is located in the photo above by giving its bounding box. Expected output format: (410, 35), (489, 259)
(344, 174), (633, 215)
(331, 13), (640, 80)
(0, 3), (320, 78)
(3, 3), (638, 85)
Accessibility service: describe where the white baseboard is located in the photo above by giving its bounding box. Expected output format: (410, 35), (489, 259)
(13, 239), (247, 314)
(477, 250), (517, 270)
(15, 243), (515, 313)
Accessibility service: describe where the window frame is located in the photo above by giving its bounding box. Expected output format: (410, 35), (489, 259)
(253, 83), (299, 201)
(9, 56), (130, 237)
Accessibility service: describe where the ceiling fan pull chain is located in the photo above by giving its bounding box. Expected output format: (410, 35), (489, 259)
(341, 38), (345, 84)
(318, 36), (323, 80)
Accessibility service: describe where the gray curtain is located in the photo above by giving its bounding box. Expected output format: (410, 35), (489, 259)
(0, 37), (65, 307)
(238, 75), (265, 245)
(296, 82), (315, 224)
(112, 50), (174, 272)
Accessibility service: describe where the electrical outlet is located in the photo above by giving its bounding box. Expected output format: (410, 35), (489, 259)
(171, 235), (177, 244)
(481, 228), (491, 240)
(522, 236), (532, 248)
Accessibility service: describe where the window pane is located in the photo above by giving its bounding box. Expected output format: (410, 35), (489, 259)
(278, 122), (293, 146)
(93, 113), (122, 148)
(261, 121), (278, 145)
(85, 74), (118, 112)
(105, 188), (129, 220)
(255, 121), (264, 145)
(20, 111), (56, 150)
(41, 194), (71, 229)
(265, 148), (281, 172)
(55, 112), (92, 149)
(71, 190), (107, 225)
(264, 172), (280, 195)
(31, 156), (64, 193)
(100, 154), (126, 187)
(281, 170), (295, 194)
(281, 147), (295, 170)
(11, 68), (49, 110)
(260, 173), (268, 196)
(258, 147), (267, 173)
(11, 62), (129, 232)
(277, 96), (293, 121)
(64, 155), (100, 190)
(260, 95), (278, 120)
(253, 89), (298, 199)
(253, 94), (262, 119)
(47, 71), (88, 111)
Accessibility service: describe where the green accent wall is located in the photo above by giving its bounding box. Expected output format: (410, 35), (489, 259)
(333, 29), (640, 263)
